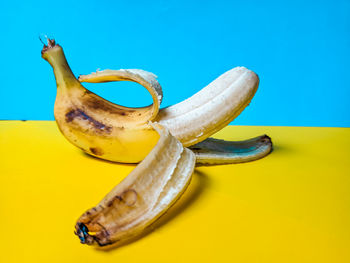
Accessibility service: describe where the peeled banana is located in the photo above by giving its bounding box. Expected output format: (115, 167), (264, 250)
(41, 38), (272, 164)
(41, 38), (273, 247)
(75, 124), (195, 247)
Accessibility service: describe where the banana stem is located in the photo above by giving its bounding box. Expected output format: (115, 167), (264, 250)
(41, 38), (78, 87)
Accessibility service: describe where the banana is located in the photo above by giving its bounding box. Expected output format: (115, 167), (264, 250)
(41, 38), (272, 164)
(75, 123), (196, 247)
(41, 38), (273, 247)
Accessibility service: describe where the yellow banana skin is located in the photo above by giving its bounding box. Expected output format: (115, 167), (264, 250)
(42, 39), (160, 163)
(75, 124), (195, 247)
(42, 39), (271, 164)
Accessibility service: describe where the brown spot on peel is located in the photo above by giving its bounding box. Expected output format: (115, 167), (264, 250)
(106, 195), (122, 208)
(65, 108), (112, 133)
(106, 190), (136, 207)
(90, 147), (104, 156)
(84, 98), (135, 116)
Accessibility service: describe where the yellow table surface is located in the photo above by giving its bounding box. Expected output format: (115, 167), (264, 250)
(0, 121), (349, 262)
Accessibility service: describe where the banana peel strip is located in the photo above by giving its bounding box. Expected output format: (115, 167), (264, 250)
(79, 69), (163, 121)
(75, 123), (195, 247)
(190, 135), (272, 165)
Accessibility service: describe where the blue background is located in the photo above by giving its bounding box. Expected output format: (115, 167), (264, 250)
(1, 0), (349, 127)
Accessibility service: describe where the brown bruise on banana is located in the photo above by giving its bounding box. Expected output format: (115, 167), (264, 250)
(61, 105), (150, 143)
(75, 189), (139, 246)
(78, 69), (162, 122)
(79, 92), (155, 124)
(78, 87), (154, 122)
(82, 95), (140, 117)
(65, 108), (113, 134)
(89, 147), (104, 156)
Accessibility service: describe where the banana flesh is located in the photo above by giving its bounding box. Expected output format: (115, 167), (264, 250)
(74, 124), (195, 247)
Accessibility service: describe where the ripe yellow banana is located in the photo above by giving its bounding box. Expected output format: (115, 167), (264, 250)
(41, 38), (272, 164)
(75, 123), (196, 247)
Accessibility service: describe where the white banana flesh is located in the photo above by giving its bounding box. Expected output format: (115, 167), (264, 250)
(156, 67), (259, 146)
(75, 124), (195, 247)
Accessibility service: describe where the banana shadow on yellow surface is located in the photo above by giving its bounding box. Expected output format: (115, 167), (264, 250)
(96, 169), (211, 251)
(81, 151), (139, 167)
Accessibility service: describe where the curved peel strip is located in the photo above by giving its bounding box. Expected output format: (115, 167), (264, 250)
(74, 123), (196, 247)
(190, 135), (273, 165)
(79, 69), (163, 121)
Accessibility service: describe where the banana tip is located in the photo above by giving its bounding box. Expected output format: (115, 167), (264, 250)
(75, 222), (95, 245)
(40, 36), (57, 55)
(261, 134), (273, 152)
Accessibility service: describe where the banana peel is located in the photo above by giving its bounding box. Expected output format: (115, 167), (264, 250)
(75, 124), (195, 247)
